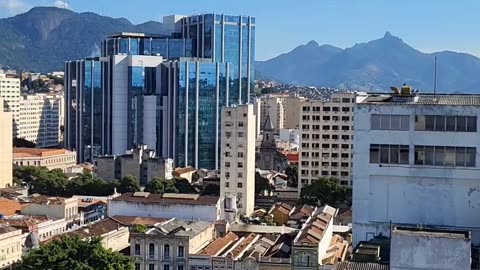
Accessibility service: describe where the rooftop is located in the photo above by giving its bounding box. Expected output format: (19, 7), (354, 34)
(0, 198), (22, 217)
(21, 195), (69, 205)
(0, 226), (20, 234)
(199, 231), (239, 256)
(107, 32), (168, 38)
(359, 93), (480, 106)
(112, 215), (168, 226)
(111, 192), (219, 206)
(294, 206), (336, 246)
(144, 218), (212, 238)
(173, 166), (197, 175)
(13, 148), (73, 158)
(392, 226), (470, 239)
(333, 261), (389, 270)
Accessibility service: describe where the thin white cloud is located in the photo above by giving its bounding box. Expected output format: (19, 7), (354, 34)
(0, 0), (30, 15)
(53, 0), (69, 9)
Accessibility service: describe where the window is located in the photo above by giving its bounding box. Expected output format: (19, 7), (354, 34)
(238, 162), (243, 168)
(164, 265), (170, 270)
(238, 132), (244, 138)
(164, 244), (170, 258)
(238, 152), (244, 158)
(370, 144), (409, 164)
(149, 264), (155, 270)
(238, 172), (243, 178)
(225, 182), (229, 187)
(342, 116), (350, 121)
(371, 114), (409, 130)
(342, 107), (350, 112)
(323, 116), (330, 121)
(225, 162), (230, 168)
(134, 244), (140, 256)
(342, 98), (351, 103)
(149, 243), (155, 259)
(341, 126), (350, 131)
(237, 182), (243, 188)
(323, 107), (331, 112)
(238, 121), (244, 127)
(226, 111), (231, 116)
(415, 145), (476, 167)
(416, 115), (476, 132)
(135, 264), (141, 270)
(178, 246), (185, 258)
(178, 266), (184, 270)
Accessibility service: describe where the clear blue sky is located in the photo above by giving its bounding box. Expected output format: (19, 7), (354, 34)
(0, 0), (478, 60)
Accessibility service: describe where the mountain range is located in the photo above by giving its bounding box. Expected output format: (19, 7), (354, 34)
(257, 32), (480, 93)
(0, 7), (479, 93)
(0, 6), (166, 72)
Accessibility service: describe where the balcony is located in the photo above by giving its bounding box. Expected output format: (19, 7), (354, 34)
(162, 256), (171, 262)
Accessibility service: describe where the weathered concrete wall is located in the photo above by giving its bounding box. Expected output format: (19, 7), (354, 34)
(390, 231), (471, 270)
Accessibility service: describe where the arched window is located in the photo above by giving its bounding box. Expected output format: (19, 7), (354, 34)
(149, 243), (155, 259)
(164, 244), (170, 258)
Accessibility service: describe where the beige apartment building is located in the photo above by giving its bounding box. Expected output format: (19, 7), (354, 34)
(258, 94), (306, 132)
(13, 148), (77, 172)
(18, 93), (64, 147)
(0, 72), (20, 137)
(0, 227), (23, 269)
(220, 104), (256, 217)
(298, 93), (356, 188)
(0, 101), (13, 188)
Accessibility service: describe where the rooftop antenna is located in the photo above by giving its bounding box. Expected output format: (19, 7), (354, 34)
(433, 56), (437, 97)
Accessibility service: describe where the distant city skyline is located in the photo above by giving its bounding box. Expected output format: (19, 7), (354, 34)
(0, 0), (479, 60)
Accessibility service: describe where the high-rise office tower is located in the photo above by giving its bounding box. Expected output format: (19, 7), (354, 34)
(220, 104), (255, 216)
(65, 14), (255, 170)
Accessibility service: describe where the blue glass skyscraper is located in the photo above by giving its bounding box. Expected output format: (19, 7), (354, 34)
(65, 14), (255, 170)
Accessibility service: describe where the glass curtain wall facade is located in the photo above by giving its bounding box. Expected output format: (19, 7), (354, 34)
(66, 14), (255, 169)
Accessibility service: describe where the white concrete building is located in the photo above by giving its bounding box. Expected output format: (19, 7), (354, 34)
(0, 100), (12, 188)
(108, 192), (223, 222)
(259, 94), (306, 132)
(0, 227), (22, 269)
(13, 148), (77, 173)
(18, 93), (64, 147)
(298, 93), (357, 188)
(353, 90), (480, 246)
(279, 128), (300, 146)
(220, 104), (256, 217)
(0, 72), (20, 136)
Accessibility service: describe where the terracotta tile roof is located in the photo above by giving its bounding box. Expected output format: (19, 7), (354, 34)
(200, 232), (238, 256)
(0, 215), (52, 232)
(111, 215), (168, 226)
(230, 233), (257, 258)
(111, 192), (219, 206)
(269, 202), (293, 216)
(78, 199), (106, 208)
(295, 209), (334, 246)
(24, 195), (67, 205)
(0, 198), (22, 217)
(323, 234), (348, 265)
(173, 166), (197, 176)
(13, 148), (72, 158)
(286, 152), (299, 164)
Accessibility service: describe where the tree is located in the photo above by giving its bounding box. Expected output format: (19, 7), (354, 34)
(285, 166), (298, 187)
(174, 177), (195, 193)
(13, 137), (36, 148)
(300, 177), (352, 207)
(17, 236), (133, 270)
(255, 172), (274, 195)
(144, 178), (166, 194)
(66, 172), (117, 196)
(29, 169), (67, 196)
(203, 184), (220, 196)
(117, 175), (140, 193)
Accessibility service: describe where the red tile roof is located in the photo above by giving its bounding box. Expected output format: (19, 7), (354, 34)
(111, 215), (168, 226)
(111, 192), (219, 206)
(200, 232), (238, 256)
(0, 198), (22, 217)
(13, 148), (72, 158)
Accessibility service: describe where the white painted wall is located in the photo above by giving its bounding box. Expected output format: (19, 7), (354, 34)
(112, 55), (129, 155)
(353, 103), (480, 245)
(108, 201), (219, 222)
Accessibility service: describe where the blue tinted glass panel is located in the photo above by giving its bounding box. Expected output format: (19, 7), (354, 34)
(130, 38), (139, 55)
(198, 63), (217, 169)
(151, 39), (167, 56)
(169, 39), (185, 58)
(215, 24), (222, 62)
(250, 26), (255, 98)
(215, 15), (222, 22)
(131, 67), (145, 90)
(204, 20), (213, 58)
(140, 38), (152, 55)
(187, 63), (197, 166)
(83, 61), (93, 161)
(184, 39), (193, 57)
(241, 25), (249, 104)
(92, 61), (102, 158)
(224, 24), (240, 104)
(225, 15), (239, 23)
(119, 38), (128, 54)
(176, 63), (187, 166)
(251, 17), (256, 24)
